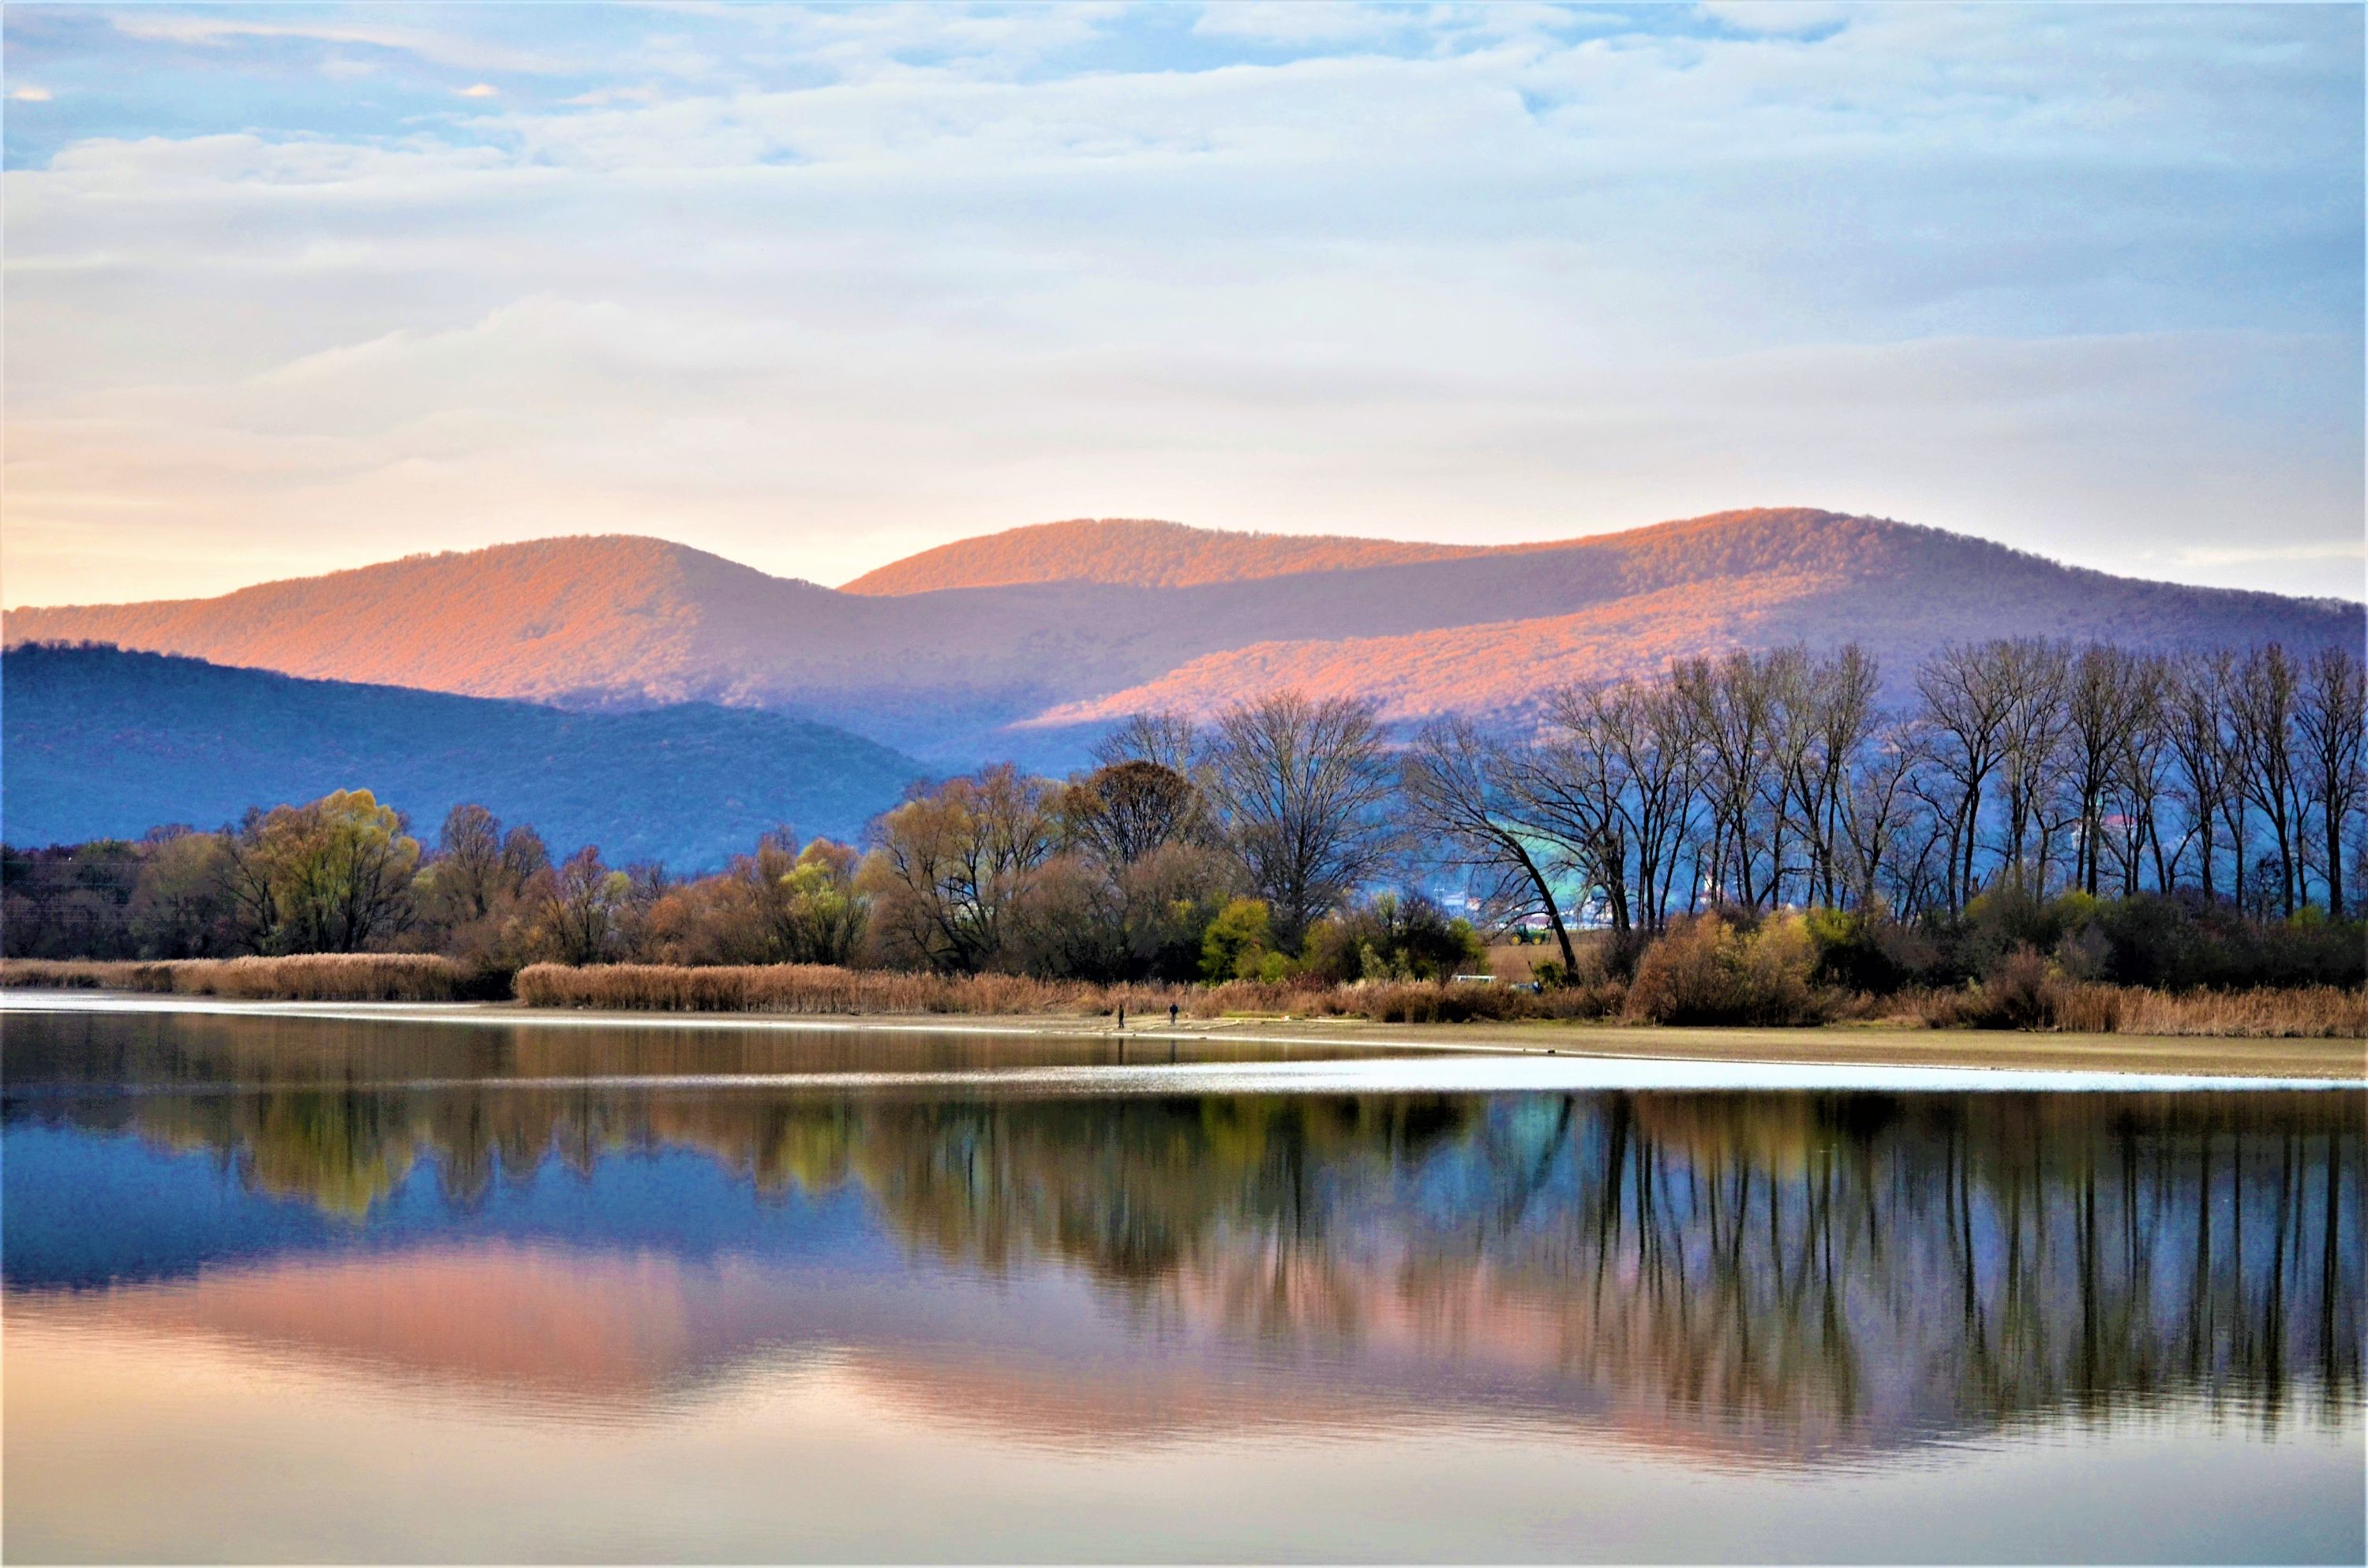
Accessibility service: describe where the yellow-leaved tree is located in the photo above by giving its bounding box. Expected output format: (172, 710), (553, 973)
(226, 788), (421, 953)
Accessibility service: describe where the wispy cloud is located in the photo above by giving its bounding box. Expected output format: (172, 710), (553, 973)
(1, 2), (2359, 606)
(2171, 544), (2367, 567)
(105, 12), (575, 74)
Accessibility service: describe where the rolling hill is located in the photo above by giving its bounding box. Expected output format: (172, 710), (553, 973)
(1, 643), (925, 867)
(8, 509), (2359, 767)
(840, 516), (1489, 593)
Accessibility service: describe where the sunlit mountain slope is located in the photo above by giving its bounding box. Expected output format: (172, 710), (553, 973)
(9, 510), (2356, 763)
(840, 516), (1488, 593)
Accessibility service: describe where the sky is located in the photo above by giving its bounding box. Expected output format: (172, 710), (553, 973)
(2, 2), (2362, 608)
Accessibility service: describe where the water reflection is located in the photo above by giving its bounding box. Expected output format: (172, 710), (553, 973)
(6, 1009), (2358, 1470)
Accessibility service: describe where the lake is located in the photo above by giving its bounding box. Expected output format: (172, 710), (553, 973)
(3, 1001), (2361, 1563)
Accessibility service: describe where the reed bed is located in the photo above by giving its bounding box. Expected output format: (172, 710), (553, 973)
(511, 963), (1624, 1023)
(511, 962), (2366, 1035)
(9, 954), (2359, 1035)
(1883, 979), (2368, 1038)
(1, 953), (477, 1002)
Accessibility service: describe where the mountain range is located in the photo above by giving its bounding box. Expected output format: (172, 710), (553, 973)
(8, 508), (2359, 768)
(1, 643), (924, 866)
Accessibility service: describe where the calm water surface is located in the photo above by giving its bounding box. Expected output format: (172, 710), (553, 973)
(3, 1005), (2361, 1563)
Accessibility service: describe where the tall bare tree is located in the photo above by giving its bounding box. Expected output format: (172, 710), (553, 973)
(2231, 645), (2305, 917)
(1400, 716), (1578, 971)
(1063, 759), (1208, 870)
(1800, 646), (1881, 906)
(2295, 646), (2367, 917)
(1914, 642), (2018, 913)
(1673, 650), (1782, 909)
(1092, 712), (1201, 775)
(2065, 646), (2149, 896)
(1206, 691), (1396, 949)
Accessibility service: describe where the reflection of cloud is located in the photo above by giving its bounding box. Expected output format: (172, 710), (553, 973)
(66, 1245), (695, 1404)
(12, 1055), (2353, 1465)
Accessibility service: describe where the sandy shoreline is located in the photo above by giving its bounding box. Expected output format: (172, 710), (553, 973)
(6, 987), (2362, 1084)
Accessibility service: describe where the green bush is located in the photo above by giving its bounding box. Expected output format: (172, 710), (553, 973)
(1199, 897), (1276, 982)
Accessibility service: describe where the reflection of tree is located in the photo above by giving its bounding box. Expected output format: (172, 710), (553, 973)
(6, 1012), (2359, 1447)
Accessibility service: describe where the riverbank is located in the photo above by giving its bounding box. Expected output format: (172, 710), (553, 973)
(10, 955), (2366, 1041)
(5, 987), (2360, 1083)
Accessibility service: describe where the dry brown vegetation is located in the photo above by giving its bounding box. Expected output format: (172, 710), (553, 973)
(9, 956), (2359, 1038)
(1880, 978), (2368, 1039)
(510, 963), (1624, 1023)
(499, 964), (2360, 1036)
(2, 953), (474, 1001)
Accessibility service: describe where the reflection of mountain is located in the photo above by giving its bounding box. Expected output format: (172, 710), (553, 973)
(6, 1012), (2359, 1465)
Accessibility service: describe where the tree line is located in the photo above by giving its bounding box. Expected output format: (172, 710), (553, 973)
(6, 638), (2362, 993)
(1408, 638), (2366, 967)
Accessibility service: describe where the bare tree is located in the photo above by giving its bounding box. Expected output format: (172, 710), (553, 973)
(1800, 646), (1881, 906)
(432, 803), (507, 922)
(1835, 718), (1927, 912)
(2065, 646), (2149, 896)
(1063, 759), (1209, 870)
(541, 844), (629, 964)
(2107, 655), (2179, 894)
(1539, 676), (1699, 933)
(2164, 653), (2235, 900)
(2295, 645), (2367, 917)
(2231, 645), (2306, 917)
(1673, 650), (1782, 908)
(1206, 691), (1396, 949)
(1994, 639), (2074, 887)
(1401, 716), (1578, 971)
(1914, 642), (2018, 914)
(1092, 712), (1201, 775)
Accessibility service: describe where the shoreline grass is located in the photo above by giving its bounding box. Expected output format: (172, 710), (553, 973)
(0, 953), (479, 1002)
(6, 957), (2362, 1038)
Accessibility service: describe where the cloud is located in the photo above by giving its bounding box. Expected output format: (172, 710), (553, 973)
(1698, 2), (1851, 36)
(1, 2), (2359, 606)
(1190, 2), (1411, 46)
(455, 83), (500, 99)
(2171, 544), (2368, 567)
(106, 13), (575, 75)
(10, 85), (54, 103)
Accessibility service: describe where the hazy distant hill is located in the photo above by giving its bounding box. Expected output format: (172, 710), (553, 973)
(841, 516), (1488, 593)
(9, 510), (2359, 766)
(1, 645), (924, 867)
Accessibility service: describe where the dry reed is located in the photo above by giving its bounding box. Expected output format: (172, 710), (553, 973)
(9, 954), (2359, 1036)
(2, 953), (474, 1002)
(1883, 979), (2367, 1038)
(510, 963), (1621, 1023)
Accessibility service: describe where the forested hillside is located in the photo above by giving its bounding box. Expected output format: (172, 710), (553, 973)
(9, 510), (2359, 765)
(840, 516), (1487, 593)
(1, 644), (924, 867)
